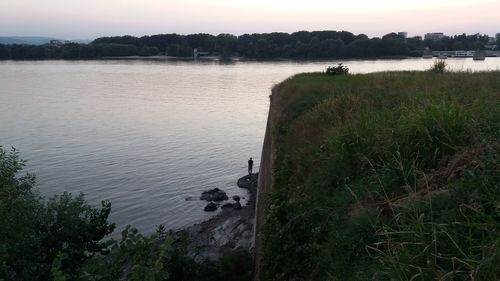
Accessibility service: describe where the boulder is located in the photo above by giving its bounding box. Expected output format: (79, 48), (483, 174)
(204, 202), (218, 212)
(232, 195), (241, 202)
(233, 201), (242, 210)
(237, 173), (258, 189)
(200, 188), (229, 202)
(221, 203), (234, 209)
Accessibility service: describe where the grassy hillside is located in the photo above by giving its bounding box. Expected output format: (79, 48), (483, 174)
(262, 71), (500, 280)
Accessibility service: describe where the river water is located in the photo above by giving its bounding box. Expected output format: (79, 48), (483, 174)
(1, 58), (499, 234)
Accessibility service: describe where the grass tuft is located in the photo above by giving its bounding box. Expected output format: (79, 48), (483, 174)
(429, 59), (448, 73)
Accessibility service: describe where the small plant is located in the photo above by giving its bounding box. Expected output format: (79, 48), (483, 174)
(326, 63), (349, 75)
(429, 59), (447, 73)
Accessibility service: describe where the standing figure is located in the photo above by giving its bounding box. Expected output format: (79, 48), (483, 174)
(248, 157), (254, 175)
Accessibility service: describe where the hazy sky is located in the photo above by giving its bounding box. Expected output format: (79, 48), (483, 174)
(1, 0), (499, 39)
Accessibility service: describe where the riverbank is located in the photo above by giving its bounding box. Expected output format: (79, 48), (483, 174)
(181, 173), (259, 261)
(257, 71), (500, 280)
(0, 54), (415, 62)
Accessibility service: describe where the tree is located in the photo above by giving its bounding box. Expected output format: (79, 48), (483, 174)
(254, 38), (278, 58)
(0, 146), (115, 280)
(319, 39), (344, 57)
(216, 34), (238, 57)
(0, 44), (10, 58)
(452, 41), (466, 50)
(382, 32), (401, 40)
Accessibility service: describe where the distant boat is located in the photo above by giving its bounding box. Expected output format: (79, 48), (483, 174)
(473, 50), (486, 61)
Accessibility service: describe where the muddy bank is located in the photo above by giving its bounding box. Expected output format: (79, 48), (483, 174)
(180, 173), (258, 261)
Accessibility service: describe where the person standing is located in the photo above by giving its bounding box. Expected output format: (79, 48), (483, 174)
(248, 157), (254, 175)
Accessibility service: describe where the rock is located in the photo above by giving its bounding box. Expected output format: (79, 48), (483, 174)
(210, 216), (252, 248)
(237, 173), (258, 206)
(232, 195), (240, 202)
(204, 202), (218, 212)
(233, 202), (242, 210)
(221, 203), (234, 209)
(183, 211), (255, 261)
(200, 188), (229, 202)
(237, 173), (258, 189)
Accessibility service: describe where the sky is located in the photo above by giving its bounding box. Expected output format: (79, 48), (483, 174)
(0, 0), (499, 39)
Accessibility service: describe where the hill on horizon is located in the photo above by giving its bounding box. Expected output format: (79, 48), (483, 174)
(0, 36), (91, 45)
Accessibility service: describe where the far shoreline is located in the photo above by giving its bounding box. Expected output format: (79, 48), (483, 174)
(4, 55), (500, 63)
(0, 55), (425, 62)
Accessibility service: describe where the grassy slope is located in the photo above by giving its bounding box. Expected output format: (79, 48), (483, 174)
(262, 71), (500, 281)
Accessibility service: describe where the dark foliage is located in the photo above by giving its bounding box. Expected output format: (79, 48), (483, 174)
(0, 31), (494, 60)
(0, 147), (115, 280)
(326, 63), (349, 75)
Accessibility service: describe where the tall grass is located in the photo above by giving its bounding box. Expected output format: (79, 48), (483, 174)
(430, 59), (448, 73)
(262, 71), (500, 281)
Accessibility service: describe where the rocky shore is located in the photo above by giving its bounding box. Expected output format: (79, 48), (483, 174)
(181, 173), (258, 261)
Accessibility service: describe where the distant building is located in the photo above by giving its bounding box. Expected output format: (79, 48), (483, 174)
(496, 33), (500, 40)
(412, 36), (423, 41)
(424, 33), (445, 41)
(398, 32), (408, 39)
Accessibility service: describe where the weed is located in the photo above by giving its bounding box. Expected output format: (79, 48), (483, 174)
(430, 59), (447, 73)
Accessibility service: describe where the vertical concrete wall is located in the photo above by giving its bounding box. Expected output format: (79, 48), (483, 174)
(253, 94), (275, 281)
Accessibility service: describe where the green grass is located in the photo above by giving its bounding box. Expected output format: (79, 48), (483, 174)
(262, 71), (500, 281)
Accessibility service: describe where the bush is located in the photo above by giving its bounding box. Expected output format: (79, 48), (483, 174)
(80, 225), (253, 281)
(429, 59), (447, 73)
(0, 146), (115, 280)
(326, 63), (349, 75)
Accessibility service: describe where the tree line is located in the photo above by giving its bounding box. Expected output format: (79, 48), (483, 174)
(0, 31), (498, 60)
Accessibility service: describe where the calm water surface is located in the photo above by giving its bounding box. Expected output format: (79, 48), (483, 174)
(1, 58), (499, 234)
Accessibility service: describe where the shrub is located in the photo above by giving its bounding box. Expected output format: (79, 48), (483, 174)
(0, 146), (115, 280)
(326, 63), (349, 75)
(429, 59), (447, 73)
